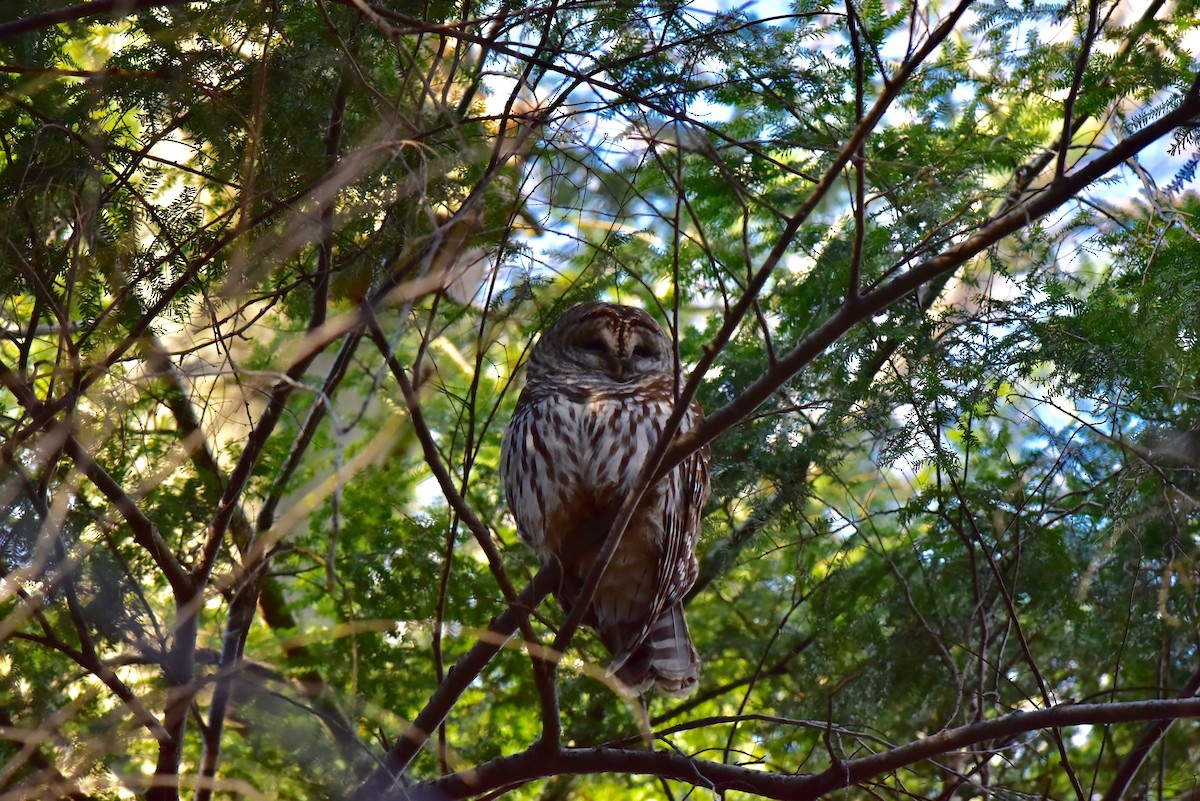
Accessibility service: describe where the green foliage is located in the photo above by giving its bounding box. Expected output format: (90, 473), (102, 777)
(1, 0), (1199, 798)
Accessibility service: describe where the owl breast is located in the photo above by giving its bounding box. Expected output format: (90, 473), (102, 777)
(501, 387), (675, 561)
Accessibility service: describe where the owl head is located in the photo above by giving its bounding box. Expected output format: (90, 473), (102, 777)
(526, 302), (676, 386)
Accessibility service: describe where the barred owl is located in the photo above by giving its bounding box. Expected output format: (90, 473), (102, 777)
(501, 302), (710, 697)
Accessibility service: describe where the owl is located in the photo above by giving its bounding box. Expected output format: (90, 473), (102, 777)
(501, 302), (710, 697)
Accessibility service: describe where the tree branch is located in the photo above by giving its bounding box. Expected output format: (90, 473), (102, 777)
(363, 306), (562, 749)
(668, 69), (1200, 476)
(0, 0), (196, 39)
(0, 708), (96, 801)
(388, 698), (1200, 801)
(350, 565), (561, 800)
(1100, 663), (1200, 801)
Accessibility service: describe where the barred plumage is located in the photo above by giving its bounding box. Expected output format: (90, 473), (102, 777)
(501, 302), (710, 697)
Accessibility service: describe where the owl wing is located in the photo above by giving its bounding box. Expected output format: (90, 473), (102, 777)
(608, 407), (710, 673)
(500, 399), (553, 556)
(654, 440), (709, 611)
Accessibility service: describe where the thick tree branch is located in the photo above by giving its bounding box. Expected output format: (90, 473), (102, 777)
(1100, 664), (1200, 801)
(59, 435), (194, 598)
(0, 0), (196, 40)
(387, 698), (1200, 801)
(668, 70), (1200, 476)
(1056, 0), (1101, 179)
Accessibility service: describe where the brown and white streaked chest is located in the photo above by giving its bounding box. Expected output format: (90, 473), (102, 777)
(500, 389), (677, 555)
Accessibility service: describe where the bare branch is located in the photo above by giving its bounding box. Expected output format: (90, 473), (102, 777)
(387, 698), (1200, 801)
(0, 0), (197, 39)
(1100, 664), (1200, 801)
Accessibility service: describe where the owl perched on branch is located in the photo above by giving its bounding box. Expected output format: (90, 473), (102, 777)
(501, 302), (710, 697)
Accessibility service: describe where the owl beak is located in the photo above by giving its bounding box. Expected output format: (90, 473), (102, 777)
(612, 357), (636, 381)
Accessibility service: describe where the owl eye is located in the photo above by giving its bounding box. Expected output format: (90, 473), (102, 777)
(578, 338), (608, 354)
(632, 344), (656, 359)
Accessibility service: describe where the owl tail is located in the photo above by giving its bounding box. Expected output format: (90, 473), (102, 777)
(608, 603), (700, 699)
